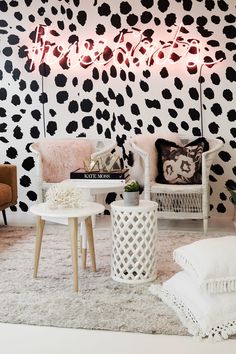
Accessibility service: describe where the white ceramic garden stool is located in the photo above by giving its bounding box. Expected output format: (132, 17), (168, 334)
(111, 200), (158, 284)
(30, 202), (105, 292)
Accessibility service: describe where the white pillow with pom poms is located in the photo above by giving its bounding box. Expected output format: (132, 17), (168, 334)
(150, 271), (236, 341)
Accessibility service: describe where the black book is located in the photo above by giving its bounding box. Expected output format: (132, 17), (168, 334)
(70, 168), (130, 180)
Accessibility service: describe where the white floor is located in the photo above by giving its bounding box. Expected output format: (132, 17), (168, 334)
(1, 216), (236, 354)
(1, 323), (236, 354)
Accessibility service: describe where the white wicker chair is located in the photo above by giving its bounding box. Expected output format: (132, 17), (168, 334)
(130, 135), (223, 235)
(30, 137), (117, 203)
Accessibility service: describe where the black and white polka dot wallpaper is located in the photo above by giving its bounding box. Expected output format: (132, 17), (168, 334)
(0, 0), (235, 223)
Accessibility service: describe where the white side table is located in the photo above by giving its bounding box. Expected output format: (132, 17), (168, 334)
(64, 179), (125, 257)
(111, 200), (158, 284)
(30, 202), (104, 292)
(65, 178), (125, 194)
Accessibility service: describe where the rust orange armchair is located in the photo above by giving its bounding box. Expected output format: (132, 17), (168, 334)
(0, 164), (17, 225)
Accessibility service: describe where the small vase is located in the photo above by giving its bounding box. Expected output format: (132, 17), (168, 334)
(123, 191), (139, 206)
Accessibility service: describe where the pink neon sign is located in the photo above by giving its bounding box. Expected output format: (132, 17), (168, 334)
(25, 23), (223, 70)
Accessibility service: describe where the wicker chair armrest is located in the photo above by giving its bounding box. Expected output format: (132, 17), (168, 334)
(202, 139), (223, 166)
(30, 143), (44, 202)
(202, 139), (224, 159)
(201, 139), (224, 184)
(30, 143), (43, 175)
(131, 141), (149, 159)
(130, 141), (151, 199)
(0, 164), (17, 204)
(30, 143), (40, 156)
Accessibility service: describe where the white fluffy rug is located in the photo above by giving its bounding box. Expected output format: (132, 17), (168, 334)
(0, 225), (232, 334)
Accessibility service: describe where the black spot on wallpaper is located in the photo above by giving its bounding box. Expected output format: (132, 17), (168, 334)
(0, 0), (235, 221)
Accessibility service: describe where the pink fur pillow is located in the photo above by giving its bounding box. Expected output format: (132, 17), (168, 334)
(132, 133), (182, 182)
(37, 139), (92, 182)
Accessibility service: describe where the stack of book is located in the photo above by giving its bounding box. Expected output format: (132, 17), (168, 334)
(70, 168), (130, 184)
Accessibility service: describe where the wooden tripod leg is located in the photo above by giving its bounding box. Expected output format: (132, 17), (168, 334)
(82, 248), (87, 270)
(33, 216), (45, 278)
(68, 217), (79, 292)
(80, 221), (87, 270)
(85, 216), (96, 272)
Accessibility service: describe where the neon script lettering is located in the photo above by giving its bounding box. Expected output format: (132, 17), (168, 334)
(26, 23), (223, 70)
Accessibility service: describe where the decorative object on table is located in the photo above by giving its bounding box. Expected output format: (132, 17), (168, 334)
(83, 158), (100, 172)
(150, 235), (236, 340)
(72, 153), (127, 181)
(226, 180), (236, 223)
(70, 167), (129, 180)
(83, 153), (121, 173)
(45, 182), (85, 209)
(100, 153), (121, 172)
(123, 180), (140, 206)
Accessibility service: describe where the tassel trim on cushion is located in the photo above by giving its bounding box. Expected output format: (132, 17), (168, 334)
(173, 251), (201, 278)
(173, 252), (236, 294)
(149, 284), (236, 341)
(149, 284), (201, 337)
(204, 279), (236, 294)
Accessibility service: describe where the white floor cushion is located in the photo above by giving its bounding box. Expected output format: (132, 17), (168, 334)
(173, 236), (236, 294)
(150, 271), (236, 340)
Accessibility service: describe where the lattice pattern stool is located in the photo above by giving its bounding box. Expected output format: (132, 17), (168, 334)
(111, 200), (158, 284)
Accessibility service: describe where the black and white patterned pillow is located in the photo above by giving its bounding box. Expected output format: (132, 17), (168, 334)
(155, 137), (209, 184)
